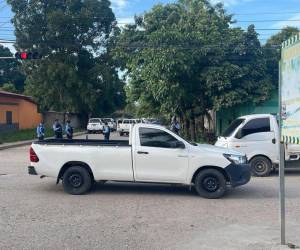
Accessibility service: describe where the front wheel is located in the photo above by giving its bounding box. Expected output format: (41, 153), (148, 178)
(250, 156), (272, 177)
(194, 169), (226, 199)
(62, 166), (92, 195)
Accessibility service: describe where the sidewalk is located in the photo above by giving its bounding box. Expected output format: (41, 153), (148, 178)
(0, 131), (86, 150)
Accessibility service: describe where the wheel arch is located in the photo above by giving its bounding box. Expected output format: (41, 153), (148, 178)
(191, 165), (230, 184)
(57, 161), (95, 184)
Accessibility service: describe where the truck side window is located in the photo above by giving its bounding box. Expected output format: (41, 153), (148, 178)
(139, 128), (179, 148)
(242, 118), (270, 137)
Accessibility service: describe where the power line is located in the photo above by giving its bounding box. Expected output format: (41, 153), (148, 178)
(236, 19), (300, 23)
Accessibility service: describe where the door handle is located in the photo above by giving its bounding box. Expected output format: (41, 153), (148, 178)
(178, 155), (188, 158)
(137, 151), (149, 154)
(272, 138), (276, 144)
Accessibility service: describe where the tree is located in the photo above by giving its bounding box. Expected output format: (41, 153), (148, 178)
(0, 83), (18, 93)
(8, 0), (125, 117)
(115, 0), (272, 140)
(263, 26), (299, 88)
(0, 45), (25, 92)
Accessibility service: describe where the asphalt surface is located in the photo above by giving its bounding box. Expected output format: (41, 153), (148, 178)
(1, 133), (300, 250)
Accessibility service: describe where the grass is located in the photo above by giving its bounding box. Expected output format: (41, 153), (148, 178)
(0, 128), (84, 144)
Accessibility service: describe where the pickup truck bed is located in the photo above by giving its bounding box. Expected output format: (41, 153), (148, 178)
(34, 139), (130, 147)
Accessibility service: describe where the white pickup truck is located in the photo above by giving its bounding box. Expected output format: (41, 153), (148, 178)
(215, 114), (300, 177)
(28, 124), (251, 199)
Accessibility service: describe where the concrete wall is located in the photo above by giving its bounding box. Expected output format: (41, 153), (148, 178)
(43, 112), (83, 129)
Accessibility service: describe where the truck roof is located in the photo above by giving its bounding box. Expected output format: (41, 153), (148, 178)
(239, 114), (275, 119)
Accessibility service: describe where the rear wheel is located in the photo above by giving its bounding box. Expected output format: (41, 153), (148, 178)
(250, 156), (272, 177)
(62, 166), (92, 195)
(119, 132), (124, 136)
(194, 169), (226, 199)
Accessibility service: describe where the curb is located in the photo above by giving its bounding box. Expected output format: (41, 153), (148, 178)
(0, 132), (87, 151)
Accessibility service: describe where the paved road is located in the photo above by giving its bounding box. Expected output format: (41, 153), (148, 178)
(1, 133), (300, 250)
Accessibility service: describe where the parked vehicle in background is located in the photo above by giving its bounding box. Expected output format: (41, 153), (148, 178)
(87, 118), (104, 134)
(117, 118), (140, 136)
(101, 118), (117, 131)
(28, 123), (251, 198)
(215, 114), (300, 177)
(141, 118), (160, 124)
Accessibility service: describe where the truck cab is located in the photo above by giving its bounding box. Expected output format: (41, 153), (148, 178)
(215, 114), (300, 176)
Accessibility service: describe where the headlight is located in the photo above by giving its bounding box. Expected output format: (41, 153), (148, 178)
(224, 154), (247, 164)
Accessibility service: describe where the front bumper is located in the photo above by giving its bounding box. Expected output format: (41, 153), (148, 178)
(87, 127), (102, 131)
(28, 166), (38, 175)
(224, 164), (251, 187)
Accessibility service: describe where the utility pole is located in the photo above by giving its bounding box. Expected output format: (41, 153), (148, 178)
(278, 61), (286, 246)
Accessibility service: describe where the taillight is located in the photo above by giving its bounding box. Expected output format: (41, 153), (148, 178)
(30, 147), (39, 162)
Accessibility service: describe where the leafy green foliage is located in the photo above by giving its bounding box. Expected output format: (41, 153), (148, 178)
(0, 45), (25, 92)
(115, 0), (273, 139)
(8, 0), (125, 116)
(1, 83), (18, 93)
(263, 26), (299, 88)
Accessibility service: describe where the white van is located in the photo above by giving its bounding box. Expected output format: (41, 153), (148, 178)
(215, 114), (300, 176)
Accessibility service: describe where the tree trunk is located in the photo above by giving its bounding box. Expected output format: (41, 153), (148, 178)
(190, 110), (196, 141)
(183, 116), (190, 140)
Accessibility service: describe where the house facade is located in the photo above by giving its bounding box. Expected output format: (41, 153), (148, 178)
(0, 91), (42, 132)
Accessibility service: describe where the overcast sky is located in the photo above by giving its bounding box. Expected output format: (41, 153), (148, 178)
(1, 0), (300, 52)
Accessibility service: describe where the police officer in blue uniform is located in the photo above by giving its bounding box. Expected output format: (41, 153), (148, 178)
(36, 122), (45, 141)
(65, 120), (73, 139)
(53, 119), (63, 139)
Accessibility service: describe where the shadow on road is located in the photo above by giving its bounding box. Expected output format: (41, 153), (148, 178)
(91, 182), (193, 197)
(37, 175), (300, 199)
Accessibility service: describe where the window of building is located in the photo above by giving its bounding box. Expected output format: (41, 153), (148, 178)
(6, 111), (12, 125)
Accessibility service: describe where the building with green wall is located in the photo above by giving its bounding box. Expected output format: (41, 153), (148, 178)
(215, 90), (278, 135)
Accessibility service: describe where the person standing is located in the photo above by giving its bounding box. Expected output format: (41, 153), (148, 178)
(36, 122), (45, 141)
(65, 120), (73, 139)
(53, 119), (63, 139)
(103, 122), (111, 141)
(170, 116), (180, 134)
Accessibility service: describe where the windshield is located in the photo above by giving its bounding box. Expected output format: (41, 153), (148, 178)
(222, 118), (245, 137)
(89, 119), (101, 123)
(102, 118), (112, 123)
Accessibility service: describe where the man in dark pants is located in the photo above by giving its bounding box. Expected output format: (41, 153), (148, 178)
(52, 119), (63, 139)
(36, 122), (45, 141)
(65, 120), (73, 139)
(170, 116), (180, 135)
(103, 122), (111, 141)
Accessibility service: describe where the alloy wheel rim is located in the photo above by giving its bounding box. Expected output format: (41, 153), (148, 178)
(254, 161), (266, 173)
(69, 174), (83, 188)
(202, 176), (219, 192)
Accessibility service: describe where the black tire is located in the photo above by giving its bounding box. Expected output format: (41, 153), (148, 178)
(194, 169), (226, 199)
(119, 132), (124, 136)
(62, 166), (92, 195)
(250, 156), (272, 177)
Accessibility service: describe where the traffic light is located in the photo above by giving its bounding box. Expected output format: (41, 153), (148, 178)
(15, 52), (41, 60)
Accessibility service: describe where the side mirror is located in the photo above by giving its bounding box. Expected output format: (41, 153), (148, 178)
(176, 141), (185, 149)
(235, 129), (243, 139)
